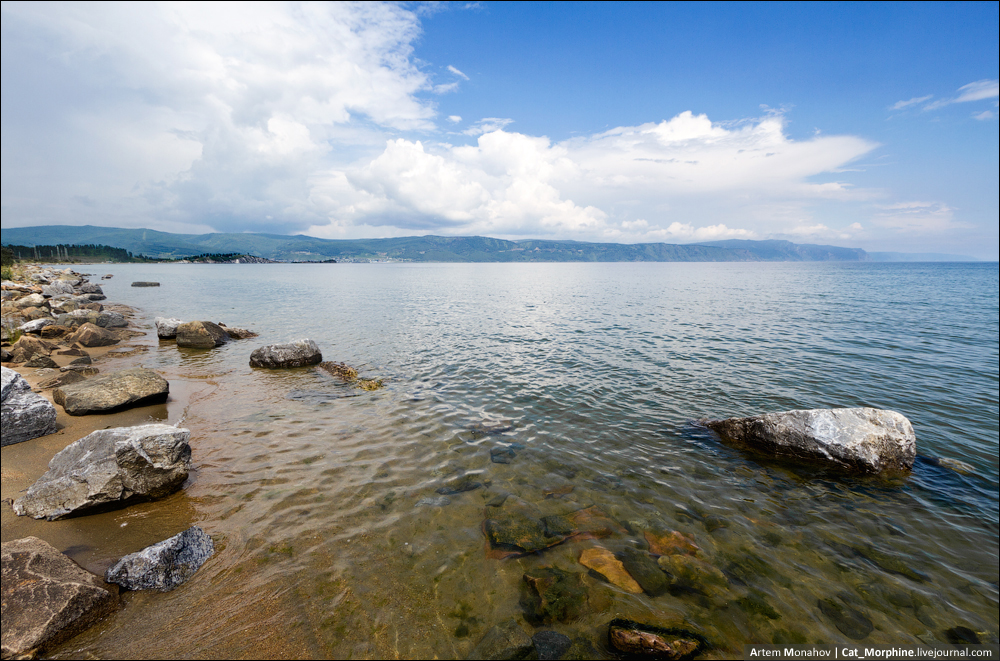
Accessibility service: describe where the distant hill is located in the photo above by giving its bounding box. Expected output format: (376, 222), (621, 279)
(692, 239), (868, 261)
(2, 224), (877, 263)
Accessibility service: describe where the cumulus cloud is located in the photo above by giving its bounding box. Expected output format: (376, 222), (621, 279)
(4, 3), (933, 246)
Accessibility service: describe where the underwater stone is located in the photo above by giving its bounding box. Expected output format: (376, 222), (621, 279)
(580, 547), (643, 594)
(606, 619), (706, 660)
(618, 548), (670, 597)
(520, 567), (588, 625)
(467, 619), (534, 660)
(817, 597), (873, 640)
(490, 446), (516, 464)
(484, 511), (566, 556)
(852, 544), (930, 582)
(645, 530), (700, 556)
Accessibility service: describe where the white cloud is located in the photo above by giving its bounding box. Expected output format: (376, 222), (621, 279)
(447, 65), (470, 80)
(924, 79), (999, 110)
(463, 117), (516, 135)
(890, 95), (932, 110)
(447, 115), (463, 123)
(973, 110), (996, 121)
(305, 110), (877, 241)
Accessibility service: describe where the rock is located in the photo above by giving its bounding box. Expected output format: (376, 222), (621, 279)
(102, 274), (113, 280)
(8, 335), (54, 362)
(437, 473), (484, 495)
(0, 348), (11, 362)
(738, 592), (781, 619)
(852, 544), (929, 582)
(618, 548), (670, 597)
(217, 325), (257, 339)
(41, 324), (74, 339)
(154, 317), (185, 339)
(532, 631), (572, 660)
(79, 283), (103, 295)
(69, 353), (93, 366)
(580, 547), (643, 593)
(817, 597), (873, 640)
(41, 280), (75, 297)
(415, 496), (451, 507)
(565, 506), (627, 539)
(60, 365), (99, 376)
(657, 554), (728, 589)
(105, 526), (214, 592)
(1, 536), (118, 659)
(131, 281), (159, 287)
(484, 510), (567, 557)
(69, 322), (119, 348)
(2, 367), (58, 446)
(21, 306), (51, 321)
(249, 339), (323, 368)
(38, 370), (88, 390)
(607, 619), (706, 660)
(24, 353), (59, 368)
(18, 318), (55, 334)
(56, 310), (99, 327)
(521, 567), (587, 624)
(706, 407), (916, 473)
(491, 446), (517, 464)
(55, 346), (89, 357)
(927, 456), (975, 475)
(943, 626), (981, 645)
(96, 310), (128, 328)
(468, 619), (534, 660)
(645, 530), (700, 557)
(13, 424), (191, 520)
(176, 321), (230, 349)
(14, 293), (47, 309)
(53, 367), (168, 416)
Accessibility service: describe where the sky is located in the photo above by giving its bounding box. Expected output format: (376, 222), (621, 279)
(1, 2), (998, 258)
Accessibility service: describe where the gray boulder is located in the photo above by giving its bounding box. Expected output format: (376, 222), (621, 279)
(154, 317), (185, 339)
(19, 318), (55, 334)
(79, 282), (104, 295)
(13, 424), (191, 520)
(176, 321), (229, 349)
(14, 293), (47, 309)
(105, 526), (214, 592)
(2, 367), (58, 446)
(96, 310), (127, 328)
(41, 280), (75, 297)
(249, 339), (323, 369)
(1, 537), (119, 659)
(53, 367), (168, 416)
(705, 407), (916, 473)
(131, 281), (159, 287)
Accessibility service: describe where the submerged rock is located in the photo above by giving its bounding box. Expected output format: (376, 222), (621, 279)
(484, 510), (565, 557)
(13, 424), (191, 520)
(532, 631), (572, 660)
(105, 526), (214, 592)
(618, 548), (671, 597)
(706, 407), (916, 473)
(217, 324), (257, 339)
(467, 619), (534, 660)
(131, 281), (159, 287)
(0, 536), (119, 659)
(249, 339), (323, 368)
(943, 626), (981, 645)
(657, 554), (728, 589)
(154, 317), (185, 339)
(1, 366), (58, 446)
(580, 546), (643, 593)
(491, 446), (517, 464)
(521, 567), (588, 625)
(176, 321), (230, 349)
(852, 544), (930, 582)
(645, 530), (700, 557)
(53, 367), (169, 415)
(817, 597), (873, 640)
(606, 619), (706, 660)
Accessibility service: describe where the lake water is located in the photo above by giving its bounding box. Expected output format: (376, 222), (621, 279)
(12, 262), (1000, 657)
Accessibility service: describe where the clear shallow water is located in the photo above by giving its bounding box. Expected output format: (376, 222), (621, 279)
(24, 262), (1000, 657)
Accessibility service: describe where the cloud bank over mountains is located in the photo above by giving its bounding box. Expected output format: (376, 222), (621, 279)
(1, 3), (994, 254)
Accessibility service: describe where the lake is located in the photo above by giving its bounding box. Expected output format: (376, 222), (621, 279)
(9, 261), (998, 658)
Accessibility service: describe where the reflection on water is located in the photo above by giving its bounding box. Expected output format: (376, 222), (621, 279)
(26, 262), (998, 657)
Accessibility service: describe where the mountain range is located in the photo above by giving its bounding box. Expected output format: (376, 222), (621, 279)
(0, 225), (979, 263)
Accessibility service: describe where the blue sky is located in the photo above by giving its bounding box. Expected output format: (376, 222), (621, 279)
(2, 2), (998, 257)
